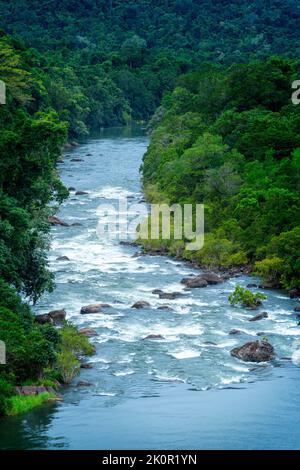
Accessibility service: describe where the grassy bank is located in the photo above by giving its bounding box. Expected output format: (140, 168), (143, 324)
(5, 393), (57, 417)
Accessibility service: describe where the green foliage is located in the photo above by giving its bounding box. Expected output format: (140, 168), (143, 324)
(56, 323), (95, 384)
(0, 378), (13, 416)
(5, 392), (55, 416)
(141, 57), (300, 288)
(228, 286), (267, 308)
(1, 1), (300, 131)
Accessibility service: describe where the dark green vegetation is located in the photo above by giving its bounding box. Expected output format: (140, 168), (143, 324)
(0, 36), (93, 416)
(228, 286), (267, 308)
(1, 0), (300, 135)
(141, 57), (300, 289)
(1, 1), (300, 415)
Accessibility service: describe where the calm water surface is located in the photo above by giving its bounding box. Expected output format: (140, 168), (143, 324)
(1, 127), (300, 450)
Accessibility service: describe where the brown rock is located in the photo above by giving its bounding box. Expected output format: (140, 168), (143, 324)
(80, 303), (110, 314)
(79, 328), (98, 337)
(15, 386), (56, 396)
(48, 216), (70, 227)
(290, 288), (300, 299)
(35, 313), (53, 325)
(49, 309), (66, 324)
(201, 272), (224, 284)
(249, 312), (268, 322)
(181, 276), (208, 288)
(231, 340), (275, 362)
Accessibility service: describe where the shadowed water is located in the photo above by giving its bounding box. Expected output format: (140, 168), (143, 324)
(1, 127), (300, 450)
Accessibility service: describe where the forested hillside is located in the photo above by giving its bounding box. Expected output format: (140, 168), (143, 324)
(141, 58), (300, 290)
(1, 0), (300, 134)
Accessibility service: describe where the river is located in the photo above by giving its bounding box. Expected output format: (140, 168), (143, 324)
(0, 127), (300, 450)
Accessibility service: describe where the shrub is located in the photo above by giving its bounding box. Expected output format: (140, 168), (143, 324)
(6, 392), (55, 416)
(229, 285), (267, 308)
(254, 257), (285, 284)
(56, 323), (95, 384)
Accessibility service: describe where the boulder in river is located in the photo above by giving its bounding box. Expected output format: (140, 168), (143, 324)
(68, 187), (76, 191)
(143, 334), (164, 340)
(80, 363), (93, 369)
(75, 191), (89, 196)
(79, 328), (98, 337)
(71, 222), (83, 227)
(49, 309), (66, 324)
(56, 255), (70, 261)
(231, 340), (275, 362)
(249, 312), (268, 322)
(131, 300), (151, 309)
(294, 306), (300, 312)
(152, 289), (164, 295)
(200, 272), (224, 285)
(80, 303), (110, 314)
(48, 216), (70, 227)
(289, 288), (300, 299)
(35, 313), (53, 325)
(247, 283), (258, 288)
(181, 276), (208, 288)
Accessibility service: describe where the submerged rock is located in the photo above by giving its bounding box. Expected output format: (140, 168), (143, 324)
(158, 292), (182, 300)
(143, 334), (164, 340)
(294, 306), (300, 312)
(157, 305), (174, 311)
(71, 222), (83, 227)
(56, 255), (70, 261)
(229, 329), (242, 335)
(76, 381), (92, 387)
(247, 283), (258, 288)
(131, 300), (151, 309)
(152, 289), (164, 295)
(249, 312), (268, 322)
(231, 340), (275, 362)
(48, 215), (69, 227)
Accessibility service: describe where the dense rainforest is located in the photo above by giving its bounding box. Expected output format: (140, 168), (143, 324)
(1, 0), (300, 135)
(0, 0), (300, 416)
(141, 58), (300, 290)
